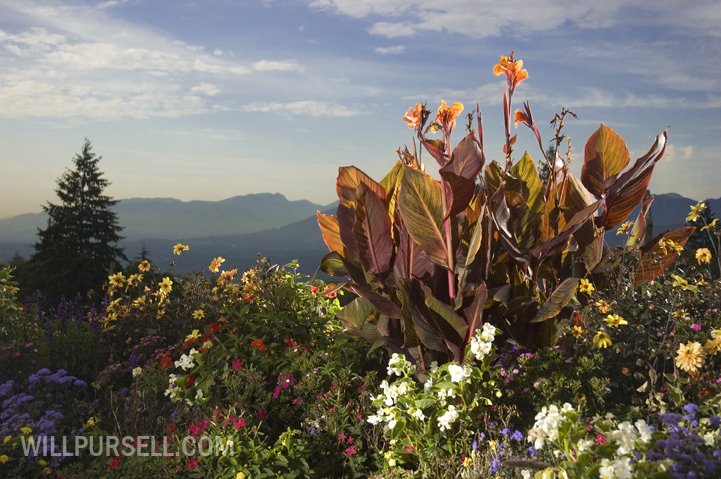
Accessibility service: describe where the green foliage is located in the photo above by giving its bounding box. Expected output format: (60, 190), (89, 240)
(26, 139), (126, 301)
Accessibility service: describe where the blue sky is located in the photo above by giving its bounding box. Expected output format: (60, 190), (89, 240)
(1, 0), (720, 219)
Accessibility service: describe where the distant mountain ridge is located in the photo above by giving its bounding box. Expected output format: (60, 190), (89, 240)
(0, 192), (718, 273)
(0, 193), (322, 243)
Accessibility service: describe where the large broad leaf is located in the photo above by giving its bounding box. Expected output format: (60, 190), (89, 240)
(380, 161), (404, 220)
(530, 278), (579, 323)
(581, 124), (630, 197)
(420, 283), (468, 341)
(634, 226), (694, 284)
(602, 130), (667, 229)
(398, 166), (449, 268)
(349, 283), (402, 318)
(442, 133), (484, 179)
(530, 199), (601, 261)
(317, 212), (344, 255)
(512, 152), (543, 208)
(337, 297), (379, 340)
(354, 184), (394, 276)
(336, 204), (360, 264)
(400, 280), (446, 352)
(336, 166), (387, 208)
(440, 170), (476, 218)
(483, 161), (504, 198)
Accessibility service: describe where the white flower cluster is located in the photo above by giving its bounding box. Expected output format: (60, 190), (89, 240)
(527, 403), (574, 449)
(387, 353), (416, 377)
(367, 406), (398, 430)
(599, 457), (632, 479)
(469, 322), (497, 361)
(164, 374), (181, 401)
(437, 405), (459, 431)
(607, 420), (652, 455)
(447, 364), (471, 383)
(377, 379), (411, 407)
(174, 348), (198, 371)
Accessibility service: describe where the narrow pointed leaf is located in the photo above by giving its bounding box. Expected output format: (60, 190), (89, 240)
(627, 194), (654, 247)
(398, 166), (449, 268)
(464, 283), (487, 342)
(530, 277), (579, 323)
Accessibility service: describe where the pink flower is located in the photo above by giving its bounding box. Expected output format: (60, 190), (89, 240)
(231, 359), (244, 371)
(256, 409), (268, 421)
(337, 433), (347, 442)
(344, 445), (357, 457)
(186, 457), (198, 470)
(691, 323), (702, 331)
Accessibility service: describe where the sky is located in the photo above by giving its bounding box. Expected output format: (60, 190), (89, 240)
(1, 0), (720, 219)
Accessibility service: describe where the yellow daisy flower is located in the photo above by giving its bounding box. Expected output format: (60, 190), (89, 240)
(192, 309), (205, 320)
(173, 243), (190, 255)
(209, 257), (226, 273)
(696, 248), (712, 265)
(593, 331), (612, 349)
(675, 341), (705, 374)
(686, 202), (706, 222)
(159, 277), (173, 295)
(579, 278), (595, 295)
(138, 260), (151, 272)
(595, 299), (612, 314)
(604, 314), (628, 328)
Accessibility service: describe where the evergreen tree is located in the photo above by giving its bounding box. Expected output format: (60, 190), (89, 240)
(28, 140), (126, 300)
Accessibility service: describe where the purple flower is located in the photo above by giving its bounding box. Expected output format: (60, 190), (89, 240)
(510, 430), (524, 442)
(690, 323), (702, 331)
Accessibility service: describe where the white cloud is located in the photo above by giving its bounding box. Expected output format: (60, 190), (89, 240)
(374, 45), (406, 55)
(368, 22), (415, 38)
(191, 82), (220, 96)
(309, 0), (721, 39)
(243, 100), (362, 117)
(252, 60), (304, 72)
(0, 2), (304, 120)
(663, 144), (694, 162)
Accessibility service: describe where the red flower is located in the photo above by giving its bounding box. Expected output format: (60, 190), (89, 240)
(323, 284), (338, 299)
(108, 456), (121, 469)
(344, 445), (357, 457)
(167, 422), (176, 434)
(231, 416), (246, 430)
(157, 352), (173, 370)
(250, 338), (266, 351)
(208, 323), (222, 335)
(231, 359), (244, 371)
(186, 458), (198, 470)
(595, 433), (607, 445)
(256, 409), (268, 421)
(310, 285), (319, 296)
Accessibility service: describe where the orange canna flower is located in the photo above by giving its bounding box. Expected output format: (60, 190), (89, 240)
(514, 109), (530, 128)
(493, 53), (528, 89)
(435, 100), (464, 130)
(403, 103), (424, 129)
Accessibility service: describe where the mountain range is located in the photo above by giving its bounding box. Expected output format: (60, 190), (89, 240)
(0, 192), (718, 274)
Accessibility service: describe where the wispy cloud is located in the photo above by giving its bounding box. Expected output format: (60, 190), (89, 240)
(374, 45), (406, 55)
(0, 2), (305, 120)
(243, 100), (362, 117)
(309, 0), (721, 39)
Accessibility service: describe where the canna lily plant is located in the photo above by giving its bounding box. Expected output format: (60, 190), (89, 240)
(317, 51), (694, 368)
